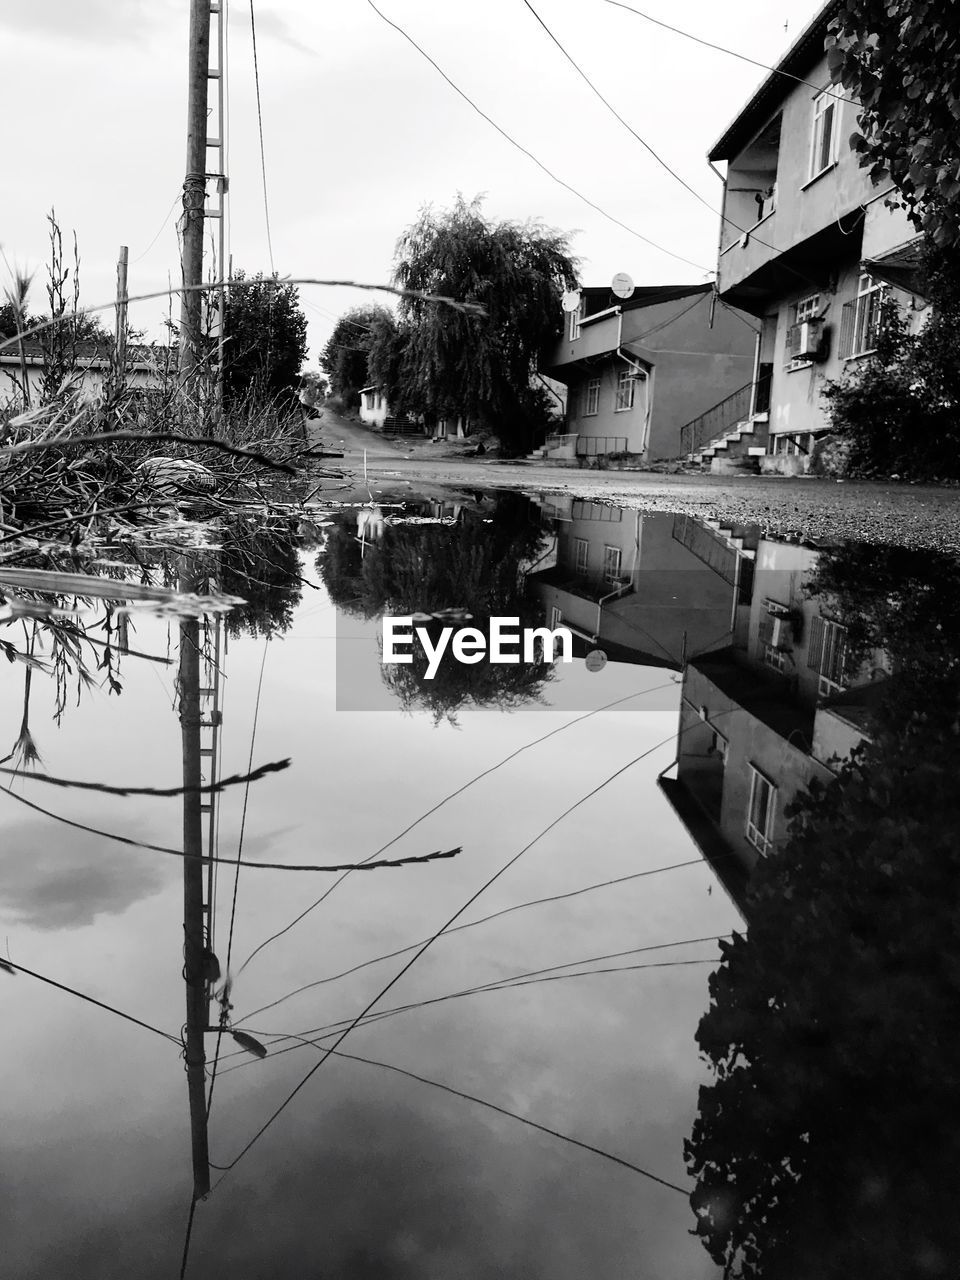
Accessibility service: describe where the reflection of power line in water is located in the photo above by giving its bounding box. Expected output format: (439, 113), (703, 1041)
(236, 870), (719, 1023)
(234, 681), (680, 979)
(242, 1038), (691, 1193)
(206, 725), (695, 1184)
(228, 936), (729, 1053)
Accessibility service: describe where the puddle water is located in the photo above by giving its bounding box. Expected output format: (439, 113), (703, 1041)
(2, 490), (957, 1278)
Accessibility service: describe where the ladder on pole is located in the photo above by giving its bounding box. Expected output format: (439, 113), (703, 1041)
(206, 0), (229, 395)
(197, 608), (224, 1012)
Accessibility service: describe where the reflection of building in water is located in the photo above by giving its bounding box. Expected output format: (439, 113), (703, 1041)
(659, 535), (890, 917)
(528, 503), (757, 670)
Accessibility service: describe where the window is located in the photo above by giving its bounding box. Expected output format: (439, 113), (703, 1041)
(602, 545), (622, 585)
(569, 298), (585, 341)
(614, 369), (635, 412)
(574, 538), (589, 575)
(809, 88), (839, 179)
(710, 730), (729, 764)
(807, 614), (848, 696)
(582, 378), (600, 416)
(785, 293), (823, 366)
(762, 642), (788, 672)
(794, 294), (820, 324)
(746, 766), (776, 855)
(838, 273), (888, 359)
(550, 606), (562, 629)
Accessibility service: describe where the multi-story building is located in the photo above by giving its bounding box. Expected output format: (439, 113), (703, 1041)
(540, 283), (756, 463)
(528, 505), (757, 669)
(658, 534), (890, 915)
(685, 1), (927, 473)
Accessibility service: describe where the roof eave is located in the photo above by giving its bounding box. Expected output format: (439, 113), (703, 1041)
(707, 0), (841, 163)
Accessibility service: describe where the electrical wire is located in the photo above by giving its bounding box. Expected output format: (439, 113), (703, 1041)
(363, 0), (709, 273)
(234, 863), (711, 1022)
(234, 957), (716, 1060)
(229, 1037), (691, 1194)
(602, 1), (845, 101)
(206, 726), (684, 1183)
(0, 784), (460, 873)
(234, 681), (677, 979)
(521, 0), (721, 220)
(4, 959), (182, 1045)
(206, 636), (270, 1118)
(249, 0), (275, 276)
(233, 933), (727, 1038)
(131, 191), (184, 265)
(518, 0), (803, 267)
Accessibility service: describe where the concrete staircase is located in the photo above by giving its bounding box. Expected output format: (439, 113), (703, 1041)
(525, 431), (578, 464)
(680, 375), (772, 474)
(690, 412), (769, 474)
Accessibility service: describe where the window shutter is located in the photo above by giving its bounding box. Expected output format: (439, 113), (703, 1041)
(786, 324), (801, 356)
(838, 301), (856, 359)
(808, 614), (825, 671)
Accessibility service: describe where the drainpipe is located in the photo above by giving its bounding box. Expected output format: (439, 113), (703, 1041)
(596, 583), (626, 639)
(748, 326), (762, 417)
(615, 310), (650, 454)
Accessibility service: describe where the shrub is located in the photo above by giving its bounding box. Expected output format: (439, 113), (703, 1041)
(821, 244), (960, 480)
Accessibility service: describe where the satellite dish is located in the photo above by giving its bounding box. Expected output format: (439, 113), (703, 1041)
(585, 649), (608, 673)
(561, 289), (582, 313)
(611, 272), (634, 299)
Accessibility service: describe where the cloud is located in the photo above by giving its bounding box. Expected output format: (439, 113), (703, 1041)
(0, 818), (168, 930)
(248, 9), (317, 57)
(0, 0), (174, 43)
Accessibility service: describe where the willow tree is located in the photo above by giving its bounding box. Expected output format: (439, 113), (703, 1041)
(383, 195), (577, 451)
(319, 304), (397, 409)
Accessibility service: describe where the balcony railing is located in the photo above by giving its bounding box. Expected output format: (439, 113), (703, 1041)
(679, 372), (772, 457)
(576, 435), (628, 457)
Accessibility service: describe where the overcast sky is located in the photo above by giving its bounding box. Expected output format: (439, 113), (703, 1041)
(3, 0), (825, 366)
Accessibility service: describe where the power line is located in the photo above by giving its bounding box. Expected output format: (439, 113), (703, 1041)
(520, 0), (720, 220)
(237, 1038), (691, 1194)
(364, 0), (710, 273)
(206, 636), (270, 1118)
(131, 190), (184, 264)
(234, 682), (677, 979)
(4, 959), (182, 1045)
(236, 867), (713, 1023)
(519, 0), (818, 281)
(602, 1), (845, 100)
(237, 958), (715, 1059)
(248, 0), (275, 275)
(234, 934), (727, 1038)
(207, 727), (683, 1182)
(0, 784), (461, 873)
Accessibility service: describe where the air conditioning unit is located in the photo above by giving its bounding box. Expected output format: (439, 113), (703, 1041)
(796, 318), (825, 360)
(770, 616), (790, 648)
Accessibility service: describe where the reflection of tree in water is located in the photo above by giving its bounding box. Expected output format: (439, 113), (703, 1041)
(686, 544), (960, 1280)
(317, 495), (554, 721)
(217, 518), (303, 639)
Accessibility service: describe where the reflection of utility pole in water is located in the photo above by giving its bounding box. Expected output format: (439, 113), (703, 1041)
(178, 567), (224, 1200)
(179, 588), (211, 1198)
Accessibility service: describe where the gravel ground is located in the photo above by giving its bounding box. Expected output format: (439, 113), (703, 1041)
(306, 413), (960, 553)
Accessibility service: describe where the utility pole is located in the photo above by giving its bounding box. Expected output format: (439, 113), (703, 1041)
(115, 246), (129, 364)
(179, 0), (213, 388)
(179, 586), (211, 1199)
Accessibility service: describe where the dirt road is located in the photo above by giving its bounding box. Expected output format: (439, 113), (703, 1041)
(305, 411), (960, 554)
